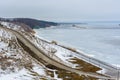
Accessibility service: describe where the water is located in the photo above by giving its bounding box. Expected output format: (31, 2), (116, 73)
(34, 22), (120, 65)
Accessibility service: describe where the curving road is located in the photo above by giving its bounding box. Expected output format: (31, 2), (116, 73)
(0, 26), (115, 80)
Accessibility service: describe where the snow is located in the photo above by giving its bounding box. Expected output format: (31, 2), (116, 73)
(0, 22), (65, 80)
(0, 42), (8, 50)
(22, 33), (75, 67)
(53, 46), (74, 65)
(0, 28), (49, 80)
(0, 21), (24, 31)
(0, 29), (13, 39)
(0, 68), (35, 80)
(25, 33), (83, 68)
(25, 32), (99, 69)
(32, 63), (46, 76)
(53, 70), (62, 80)
(113, 64), (120, 69)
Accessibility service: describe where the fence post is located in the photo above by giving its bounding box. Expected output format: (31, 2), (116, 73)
(117, 69), (119, 80)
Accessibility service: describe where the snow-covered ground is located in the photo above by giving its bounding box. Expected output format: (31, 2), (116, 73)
(0, 24), (52, 80)
(0, 30), (45, 80)
(0, 22), (24, 31)
(0, 22), (66, 80)
(1, 68), (37, 80)
(22, 31), (78, 68)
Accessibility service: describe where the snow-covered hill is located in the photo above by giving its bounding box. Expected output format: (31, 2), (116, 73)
(0, 22), (62, 80)
(0, 21), (117, 80)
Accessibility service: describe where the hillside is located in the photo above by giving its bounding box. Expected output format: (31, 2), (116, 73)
(0, 18), (58, 29)
(0, 21), (115, 80)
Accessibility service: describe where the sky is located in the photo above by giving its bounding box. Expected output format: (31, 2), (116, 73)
(0, 0), (120, 22)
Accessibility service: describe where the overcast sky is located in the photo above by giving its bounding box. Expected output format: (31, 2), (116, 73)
(0, 0), (120, 22)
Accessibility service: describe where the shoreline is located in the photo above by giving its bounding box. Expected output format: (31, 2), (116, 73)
(34, 30), (118, 68)
(34, 28), (120, 65)
(34, 29), (120, 79)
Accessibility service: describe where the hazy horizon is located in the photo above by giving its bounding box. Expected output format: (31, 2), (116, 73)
(1, 17), (120, 23)
(0, 0), (120, 22)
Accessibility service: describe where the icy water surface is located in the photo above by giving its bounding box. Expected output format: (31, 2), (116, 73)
(34, 22), (120, 65)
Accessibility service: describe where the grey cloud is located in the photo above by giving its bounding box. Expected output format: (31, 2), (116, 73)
(0, 0), (120, 22)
